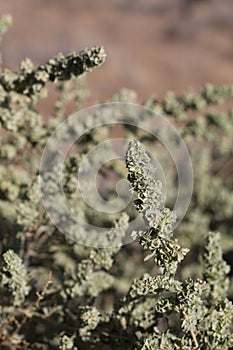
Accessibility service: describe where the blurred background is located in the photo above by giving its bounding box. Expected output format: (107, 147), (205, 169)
(0, 0), (232, 103)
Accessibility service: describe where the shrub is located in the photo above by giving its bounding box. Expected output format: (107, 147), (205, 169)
(0, 14), (232, 350)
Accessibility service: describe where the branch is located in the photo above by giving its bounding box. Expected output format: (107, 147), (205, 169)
(0, 46), (106, 97)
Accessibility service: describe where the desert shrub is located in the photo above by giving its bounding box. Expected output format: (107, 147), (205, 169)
(0, 14), (233, 349)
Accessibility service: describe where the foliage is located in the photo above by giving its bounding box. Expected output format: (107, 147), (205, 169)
(0, 250), (30, 306)
(0, 14), (232, 350)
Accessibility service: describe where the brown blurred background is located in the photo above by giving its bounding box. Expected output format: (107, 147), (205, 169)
(0, 0), (232, 102)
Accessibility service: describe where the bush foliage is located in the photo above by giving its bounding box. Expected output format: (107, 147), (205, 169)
(0, 15), (233, 349)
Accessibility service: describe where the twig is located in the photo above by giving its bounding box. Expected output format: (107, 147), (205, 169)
(9, 272), (53, 341)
